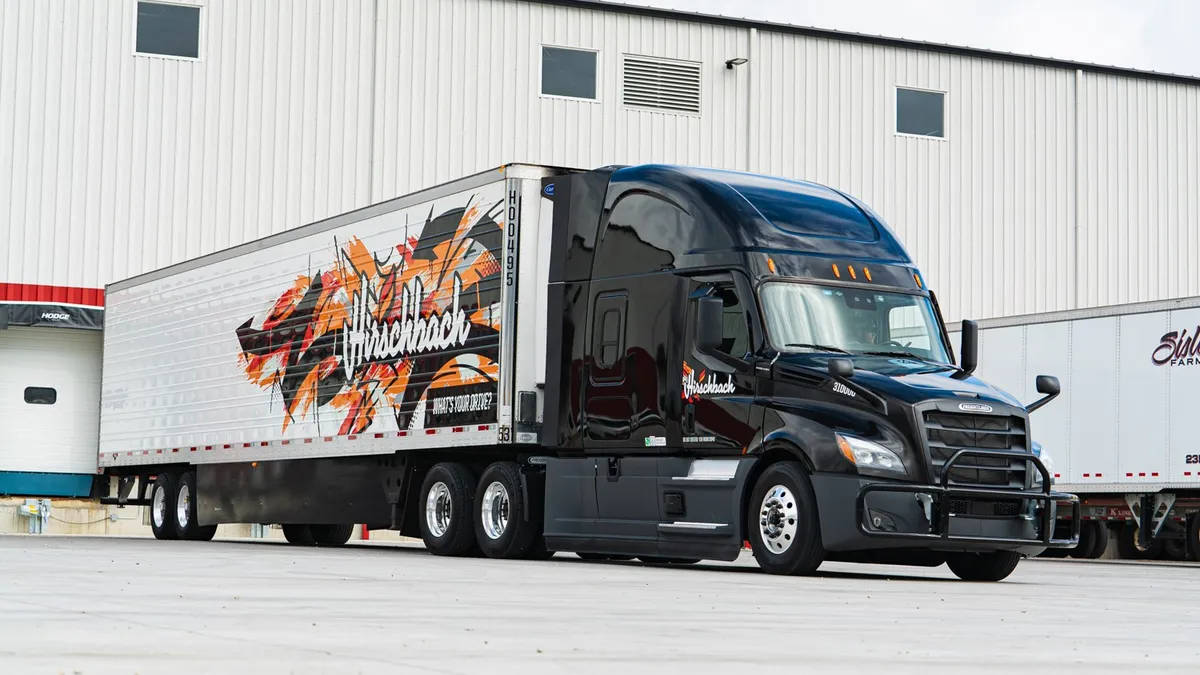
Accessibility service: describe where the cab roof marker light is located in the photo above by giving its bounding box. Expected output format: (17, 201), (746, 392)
(832, 264), (841, 278)
(913, 272), (923, 288)
(864, 267), (872, 282)
(848, 266), (857, 280)
(767, 257), (777, 274)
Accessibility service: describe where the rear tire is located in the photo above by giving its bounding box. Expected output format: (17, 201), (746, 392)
(1068, 520), (1096, 559)
(746, 461), (825, 576)
(150, 473), (179, 541)
(473, 461), (538, 559)
(945, 550), (1022, 582)
(173, 471), (218, 541)
(418, 462), (477, 557)
(310, 524), (354, 546)
(282, 524), (315, 545)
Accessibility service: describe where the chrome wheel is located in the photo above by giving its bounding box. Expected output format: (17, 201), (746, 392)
(425, 481), (452, 538)
(176, 482), (191, 529)
(759, 484), (799, 554)
(152, 484), (167, 529)
(480, 481), (510, 540)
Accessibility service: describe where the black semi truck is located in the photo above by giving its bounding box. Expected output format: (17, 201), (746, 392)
(96, 163), (1079, 581)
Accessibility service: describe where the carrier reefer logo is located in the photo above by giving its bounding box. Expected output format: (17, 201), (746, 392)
(235, 195), (505, 435)
(682, 362), (736, 402)
(1152, 327), (1200, 367)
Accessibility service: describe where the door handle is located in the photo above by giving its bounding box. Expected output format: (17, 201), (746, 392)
(683, 403), (695, 435)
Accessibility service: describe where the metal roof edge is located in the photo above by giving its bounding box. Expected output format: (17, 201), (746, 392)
(525, 0), (1200, 87)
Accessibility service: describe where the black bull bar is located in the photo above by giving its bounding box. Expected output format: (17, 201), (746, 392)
(854, 448), (1081, 547)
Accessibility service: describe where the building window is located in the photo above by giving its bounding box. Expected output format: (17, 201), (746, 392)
(24, 387), (57, 405)
(541, 46), (598, 101)
(896, 87), (945, 138)
(135, 1), (202, 59)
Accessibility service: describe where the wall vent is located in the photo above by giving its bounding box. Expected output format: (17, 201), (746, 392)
(621, 55), (702, 115)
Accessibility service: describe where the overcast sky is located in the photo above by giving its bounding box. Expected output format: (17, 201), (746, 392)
(623, 0), (1200, 78)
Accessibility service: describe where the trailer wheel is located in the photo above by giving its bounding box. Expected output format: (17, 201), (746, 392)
(473, 461), (538, 559)
(1084, 522), (1110, 559)
(282, 524), (315, 545)
(945, 550), (1022, 582)
(746, 461), (825, 576)
(173, 471), (218, 541)
(1188, 515), (1200, 562)
(150, 473), (180, 541)
(309, 524), (354, 546)
(418, 462), (478, 556)
(1116, 523), (1161, 559)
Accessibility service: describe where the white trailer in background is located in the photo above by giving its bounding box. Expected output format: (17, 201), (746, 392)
(950, 297), (1200, 561)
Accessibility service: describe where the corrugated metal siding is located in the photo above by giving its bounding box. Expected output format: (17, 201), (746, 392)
(750, 32), (1077, 323)
(375, 0), (749, 200)
(1076, 73), (1200, 309)
(3, 0), (1200, 325)
(0, 0), (375, 290)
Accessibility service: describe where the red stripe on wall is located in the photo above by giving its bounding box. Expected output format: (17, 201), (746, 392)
(0, 282), (104, 307)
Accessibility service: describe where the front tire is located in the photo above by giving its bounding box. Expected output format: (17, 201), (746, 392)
(418, 462), (477, 556)
(474, 461), (538, 559)
(746, 461), (825, 576)
(945, 550), (1022, 582)
(150, 473), (179, 541)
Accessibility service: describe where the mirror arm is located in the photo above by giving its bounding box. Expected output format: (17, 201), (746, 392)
(1025, 391), (1059, 415)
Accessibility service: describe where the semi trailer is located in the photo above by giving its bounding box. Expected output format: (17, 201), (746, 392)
(951, 298), (1200, 561)
(96, 163), (1079, 581)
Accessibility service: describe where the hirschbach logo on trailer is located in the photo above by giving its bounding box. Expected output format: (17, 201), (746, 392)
(1152, 327), (1200, 367)
(234, 195), (505, 436)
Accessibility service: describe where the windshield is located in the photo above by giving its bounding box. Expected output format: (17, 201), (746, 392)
(759, 281), (952, 364)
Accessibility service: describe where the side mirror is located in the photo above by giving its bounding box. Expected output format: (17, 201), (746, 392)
(1027, 374), (1062, 414)
(953, 319), (978, 379)
(1036, 375), (1060, 396)
(696, 296), (723, 353)
(828, 358), (855, 378)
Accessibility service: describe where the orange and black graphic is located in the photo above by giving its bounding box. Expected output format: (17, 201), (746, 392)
(235, 196), (504, 435)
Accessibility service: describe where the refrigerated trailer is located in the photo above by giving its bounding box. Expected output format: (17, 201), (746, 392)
(950, 298), (1200, 561)
(96, 163), (1079, 581)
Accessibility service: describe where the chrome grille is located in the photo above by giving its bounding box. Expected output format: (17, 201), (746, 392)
(922, 410), (1029, 488)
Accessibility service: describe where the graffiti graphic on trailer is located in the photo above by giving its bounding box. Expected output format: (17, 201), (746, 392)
(235, 196), (504, 435)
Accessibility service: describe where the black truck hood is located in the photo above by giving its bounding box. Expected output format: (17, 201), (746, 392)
(772, 354), (1025, 409)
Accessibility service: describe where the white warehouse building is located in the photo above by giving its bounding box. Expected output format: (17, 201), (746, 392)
(2, 0), (1200, 497)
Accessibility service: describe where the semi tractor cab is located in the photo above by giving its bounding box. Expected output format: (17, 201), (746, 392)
(536, 165), (1080, 581)
(96, 163), (1079, 583)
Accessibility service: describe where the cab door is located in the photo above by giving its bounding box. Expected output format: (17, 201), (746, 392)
(679, 273), (761, 454)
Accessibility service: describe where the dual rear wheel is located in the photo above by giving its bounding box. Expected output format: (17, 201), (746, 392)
(149, 471), (218, 542)
(418, 460), (552, 560)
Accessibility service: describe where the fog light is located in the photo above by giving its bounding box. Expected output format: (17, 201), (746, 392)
(867, 509), (897, 532)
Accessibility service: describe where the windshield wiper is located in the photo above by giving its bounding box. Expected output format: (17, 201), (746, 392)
(785, 343), (852, 354)
(860, 350), (953, 367)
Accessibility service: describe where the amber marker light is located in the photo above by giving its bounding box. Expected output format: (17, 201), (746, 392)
(913, 272), (923, 288)
(864, 267), (872, 282)
(832, 264), (841, 278)
(848, 266), (857, 280)
(767, 257), (777, 274)
(837, 435), (857, 465)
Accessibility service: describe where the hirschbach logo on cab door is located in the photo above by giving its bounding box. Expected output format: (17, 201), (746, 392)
(1152, 327), (1200, 367)
(682, 361), (736, 402)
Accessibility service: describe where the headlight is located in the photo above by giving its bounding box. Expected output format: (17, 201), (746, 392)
(836, 433), (907, 477)
(1031, 441), (1055, 486)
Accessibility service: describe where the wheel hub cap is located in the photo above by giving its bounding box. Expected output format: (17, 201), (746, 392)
(759, 485), (799, 554)
(176, 483), (190, 529)
(481, 481), (510, 540)
(152, 485), (166, 529)
(426, 482), (452, 538)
